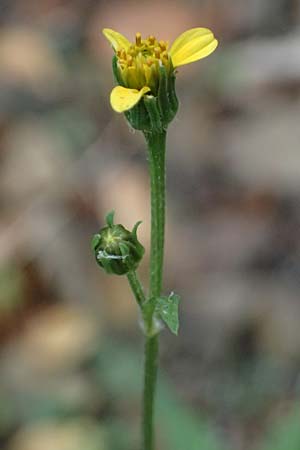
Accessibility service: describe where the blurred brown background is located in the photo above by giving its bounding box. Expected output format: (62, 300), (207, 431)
(1, 1), (300, 450)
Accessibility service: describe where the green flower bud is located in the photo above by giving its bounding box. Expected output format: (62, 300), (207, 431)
(91, 211), (145, 275)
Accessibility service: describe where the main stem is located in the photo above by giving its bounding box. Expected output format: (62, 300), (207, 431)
(143, 130), (167, 450)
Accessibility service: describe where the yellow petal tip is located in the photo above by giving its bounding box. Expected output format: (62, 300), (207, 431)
(102, 28), (131, 52)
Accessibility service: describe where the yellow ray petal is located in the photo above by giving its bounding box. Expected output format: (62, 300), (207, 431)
(102, 28), (131, 52)
(110, 86), (150, 113)
(169, 27), (218, 67)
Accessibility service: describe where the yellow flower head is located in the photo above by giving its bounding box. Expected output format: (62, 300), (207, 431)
(103, 27), (218, 127)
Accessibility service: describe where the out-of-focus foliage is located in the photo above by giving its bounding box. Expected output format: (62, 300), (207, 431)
(98, 341), (226, 450)
(259, 406), (300, 450)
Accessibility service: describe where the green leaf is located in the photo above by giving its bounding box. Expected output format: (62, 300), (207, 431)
(156, 292), (180, 335)
(141, 293), (180, 336)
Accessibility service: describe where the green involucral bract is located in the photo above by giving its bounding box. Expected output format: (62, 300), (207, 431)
(112, 55), (179, 132)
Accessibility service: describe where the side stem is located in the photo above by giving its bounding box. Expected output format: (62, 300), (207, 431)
(143, 130), (167, 450)
(127, 271), (146, 307)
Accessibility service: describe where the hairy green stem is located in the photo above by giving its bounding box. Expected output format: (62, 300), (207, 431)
(146, 130), (166, 299)
(143, 130), (167, 450)
(143, 333), (159, 450)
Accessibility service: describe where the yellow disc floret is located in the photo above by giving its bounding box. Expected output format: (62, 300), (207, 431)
(116, 32), (171, 94)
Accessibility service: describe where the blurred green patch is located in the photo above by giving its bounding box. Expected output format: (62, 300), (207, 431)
(259, 406), (300, 450)
(47, 107), (98, 156)
(0, 264), (24, 314)
(97, 341), (226, 450)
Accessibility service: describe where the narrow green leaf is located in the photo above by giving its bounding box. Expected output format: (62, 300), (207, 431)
(156, 292), (180, 335)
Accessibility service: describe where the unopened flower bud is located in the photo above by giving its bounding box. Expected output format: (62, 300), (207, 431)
(91, 211), (145, 275)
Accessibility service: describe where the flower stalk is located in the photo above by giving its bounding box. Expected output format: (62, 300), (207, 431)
(92, 25), (218, 450)
(127, 271), (146, 308)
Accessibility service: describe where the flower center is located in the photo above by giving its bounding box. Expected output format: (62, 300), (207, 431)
(116, 32), (171, 93)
